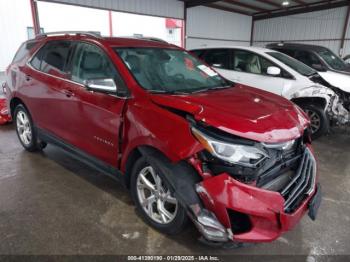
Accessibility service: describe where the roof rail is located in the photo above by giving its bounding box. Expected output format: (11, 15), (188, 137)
(139, 37), (168, 43)
(36, 31), (103, 39)
(121, 35), (168, 44)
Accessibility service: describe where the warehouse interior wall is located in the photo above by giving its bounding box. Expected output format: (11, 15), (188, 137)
(0, 0), (33, 72)
(41, 0), (184, 19)
(185, 6), (252, 50)
(38, 1), (183, 47)
(253, 7), (350, 57)
(0, 0), (185, 72)
(37, 1), (110, 35)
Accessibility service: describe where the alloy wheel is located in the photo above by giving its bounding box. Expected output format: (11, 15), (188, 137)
(16, 110), (32, 145)
(136, 166), (178, 224)
(305, 109), (321, 134)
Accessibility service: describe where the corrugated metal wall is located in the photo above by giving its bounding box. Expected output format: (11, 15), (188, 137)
(39, 2), (253, 50)
(253, 7), (349, 56)
(40, 0), (184, 19)
(0, 0), (33, 71)
(186, 6), (252, 49)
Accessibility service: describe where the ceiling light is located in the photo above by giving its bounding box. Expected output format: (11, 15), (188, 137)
(282, 1), (290, 6)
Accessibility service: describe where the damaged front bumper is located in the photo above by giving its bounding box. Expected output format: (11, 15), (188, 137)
(327, 94), (350, 125)
(292, 84), (350, 125)
(0, 98), (11, 125)
(190, 146), (320, 243)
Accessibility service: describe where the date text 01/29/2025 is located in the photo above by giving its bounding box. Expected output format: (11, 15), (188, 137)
(127, 256), (220, 261)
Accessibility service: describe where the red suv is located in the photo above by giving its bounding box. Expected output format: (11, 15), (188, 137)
(4, 32), (321, 246)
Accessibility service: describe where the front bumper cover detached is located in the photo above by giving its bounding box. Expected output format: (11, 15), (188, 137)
(193, 147), (320, 244)
(139, 146), (320, 244)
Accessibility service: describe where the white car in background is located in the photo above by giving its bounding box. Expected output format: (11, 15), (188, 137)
(267, 43), (350, 117)
(190, 46), (349, 139)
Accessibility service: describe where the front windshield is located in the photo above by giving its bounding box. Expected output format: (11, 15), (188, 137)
(316, 49), (347, 71)
(115, 48), (231, 94)
(267, 51), (316, 76)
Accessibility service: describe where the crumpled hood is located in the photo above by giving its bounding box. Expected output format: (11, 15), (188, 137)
(318, 71), (350, 93)
(151, 85), (309, 143)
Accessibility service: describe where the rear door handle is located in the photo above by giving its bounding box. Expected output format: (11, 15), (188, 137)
(62, 89), (74, 97)
(25, 75), (31, 81)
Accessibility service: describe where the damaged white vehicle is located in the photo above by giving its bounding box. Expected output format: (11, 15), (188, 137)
(191, 46), (350, 139)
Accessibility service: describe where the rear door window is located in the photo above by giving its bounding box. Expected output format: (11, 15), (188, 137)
(201, 49), (232, 69)
(294, 50), (321, 68)
(233, 49), (292, 78)
(30, 41), (72, 76)
(30, 47), (44, 70)
(40, 41), (72, 75)
(233, 50), (271, 74)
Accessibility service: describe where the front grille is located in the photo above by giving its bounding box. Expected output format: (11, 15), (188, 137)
(281, 148), (316, 213)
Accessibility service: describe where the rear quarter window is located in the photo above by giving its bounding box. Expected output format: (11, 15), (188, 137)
(12, 41), (39, 63)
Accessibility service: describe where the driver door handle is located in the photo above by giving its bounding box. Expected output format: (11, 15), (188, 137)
(62, 89), (74, 97)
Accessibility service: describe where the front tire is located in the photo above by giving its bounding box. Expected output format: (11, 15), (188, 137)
(14, 104), (46, 152)
(300, 104), (329, 140)
(130, 157), (188, 235)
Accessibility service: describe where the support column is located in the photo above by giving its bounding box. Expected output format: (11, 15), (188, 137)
(108, 11), (113, 37)
(340, 5), (350, 57)
(183, 5), (187, 48)
(250, 19), (255, 46)
(30, 0), (41, 36)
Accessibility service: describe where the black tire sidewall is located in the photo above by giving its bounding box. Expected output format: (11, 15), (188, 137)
(130, 157), (188, 235)
(14, 105), (38, 151)
(300, 104), (329, 140)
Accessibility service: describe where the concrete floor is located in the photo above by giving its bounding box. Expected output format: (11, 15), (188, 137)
(0, 123), (349, 257)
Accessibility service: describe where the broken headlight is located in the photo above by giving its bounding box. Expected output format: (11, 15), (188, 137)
(192, 127), (268, 167)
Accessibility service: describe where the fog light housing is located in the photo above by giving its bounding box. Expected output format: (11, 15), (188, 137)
(193, 209), (229, 242)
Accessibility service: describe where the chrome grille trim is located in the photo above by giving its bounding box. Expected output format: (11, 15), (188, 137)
(282, 148), (316, 213)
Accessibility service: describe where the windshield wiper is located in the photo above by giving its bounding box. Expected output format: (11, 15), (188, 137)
(307, 71), (319, 77)
(149, 82), (233, 95)
(194, 84), (233, 93)
(149, 90), (191, 95)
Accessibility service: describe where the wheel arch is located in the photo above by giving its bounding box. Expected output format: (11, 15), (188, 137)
(291, 96), (328, 110)
(123, 145), (180, 189)
(10, 97), (27, 118)
(123, 144), (203, 208)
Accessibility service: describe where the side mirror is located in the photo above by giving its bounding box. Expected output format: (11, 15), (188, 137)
(311, 64), (327, 72)
(267, 66), (281, 76)
(85, 78), (116, 94)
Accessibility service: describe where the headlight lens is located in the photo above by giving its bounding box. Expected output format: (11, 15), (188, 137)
(192, 127), (268, 167)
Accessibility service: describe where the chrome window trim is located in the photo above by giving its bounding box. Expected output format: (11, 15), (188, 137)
(26, 61), (84, 87)
(26, 41), (130, 99)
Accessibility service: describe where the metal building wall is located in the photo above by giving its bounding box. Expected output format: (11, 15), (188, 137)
(253, 7), (348, 55)
(186, 6), (252, 49)
(40, 0), (184, 19)
(0, 0), (33, 71)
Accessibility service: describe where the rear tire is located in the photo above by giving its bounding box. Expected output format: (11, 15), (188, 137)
(299, 104), (329, 140)
(14, 104), (46, 152)
(130, 157), (188, 235)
